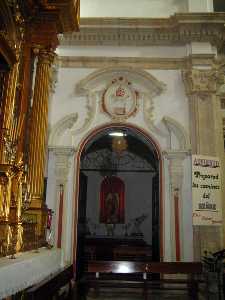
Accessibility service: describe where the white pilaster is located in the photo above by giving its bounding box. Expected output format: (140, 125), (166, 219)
(164, 151), (188, 261)
(51, 146), (75, 265)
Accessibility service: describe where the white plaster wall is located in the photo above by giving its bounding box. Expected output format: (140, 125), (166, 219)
(49, 68), (93, 128)
(80, 0), (188, 18)
(148, 70), (189, 132)
(47, 45), (193, 262)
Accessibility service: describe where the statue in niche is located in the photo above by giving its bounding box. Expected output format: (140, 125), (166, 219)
(105, 192), (119, 224)
(100, 176), (125, 225)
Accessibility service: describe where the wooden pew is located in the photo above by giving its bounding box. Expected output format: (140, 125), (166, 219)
(23, 265), (73, 300)
(82, 260), (203, 300)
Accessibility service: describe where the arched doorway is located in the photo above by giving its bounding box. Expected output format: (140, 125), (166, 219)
(74, 124), (162, 279)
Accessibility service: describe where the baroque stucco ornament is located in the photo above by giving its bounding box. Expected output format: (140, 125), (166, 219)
(50, 68), (166, 147)
(49, 113), (78, 146)
(76, 67), (166, 127)
(102, 77), (138, 121)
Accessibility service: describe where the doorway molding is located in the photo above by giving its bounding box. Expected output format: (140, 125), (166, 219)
(72, 122), (164, 267)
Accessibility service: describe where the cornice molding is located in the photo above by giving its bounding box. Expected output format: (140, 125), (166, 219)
(59, 56), (186, 69)
(59, 54), (217, 70)
(60, 13), (225, 47)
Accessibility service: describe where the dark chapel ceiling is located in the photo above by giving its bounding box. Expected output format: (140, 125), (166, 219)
(81, 128), (159, 173)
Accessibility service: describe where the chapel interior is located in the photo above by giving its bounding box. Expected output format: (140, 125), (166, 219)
(1, 0), (225, 299)
(78, 127), (159, 262)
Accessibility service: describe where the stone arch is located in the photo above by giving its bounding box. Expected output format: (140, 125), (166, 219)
(162, 116), (190, 151)
(72, 122), (164, 265)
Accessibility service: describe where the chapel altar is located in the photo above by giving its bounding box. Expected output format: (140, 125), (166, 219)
(85, 235), (152, 262)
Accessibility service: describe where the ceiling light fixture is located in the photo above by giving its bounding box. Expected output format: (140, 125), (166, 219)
(109, 132), (126, 137)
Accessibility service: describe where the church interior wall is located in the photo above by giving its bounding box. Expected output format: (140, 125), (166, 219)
(47, 45), (193, 263)
(3, 0), (225, 297)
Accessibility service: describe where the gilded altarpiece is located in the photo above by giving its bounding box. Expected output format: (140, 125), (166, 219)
(0, 0), (80, 258)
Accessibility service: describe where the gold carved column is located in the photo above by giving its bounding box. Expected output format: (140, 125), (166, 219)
(183, 68), (225, 259)
(0, 62), (19, 163)
(0, 54), (23, 257)
(27, 48), (54, 238)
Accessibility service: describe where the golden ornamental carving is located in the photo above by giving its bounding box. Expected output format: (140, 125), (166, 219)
(37, 49), (56, 66)
(182, 69), (218, 96)
(0, 1), (25, 64)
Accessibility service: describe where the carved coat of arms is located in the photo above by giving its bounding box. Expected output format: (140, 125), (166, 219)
(102, 77), (138, 120)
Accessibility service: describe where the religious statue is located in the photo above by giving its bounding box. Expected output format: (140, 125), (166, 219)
(105, 192), (119, 223)
(100, 176), (125, 224)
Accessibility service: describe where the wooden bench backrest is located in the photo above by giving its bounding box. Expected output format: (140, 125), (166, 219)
(88, 261), (147, 273)
(88, 261), (202, 274)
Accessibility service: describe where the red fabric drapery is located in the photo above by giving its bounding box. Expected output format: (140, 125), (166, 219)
(100, 176), (125, 224)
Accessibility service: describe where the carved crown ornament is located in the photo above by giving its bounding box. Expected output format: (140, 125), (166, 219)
(102, 77), (139, 121)
(60, 13), (225, 47)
